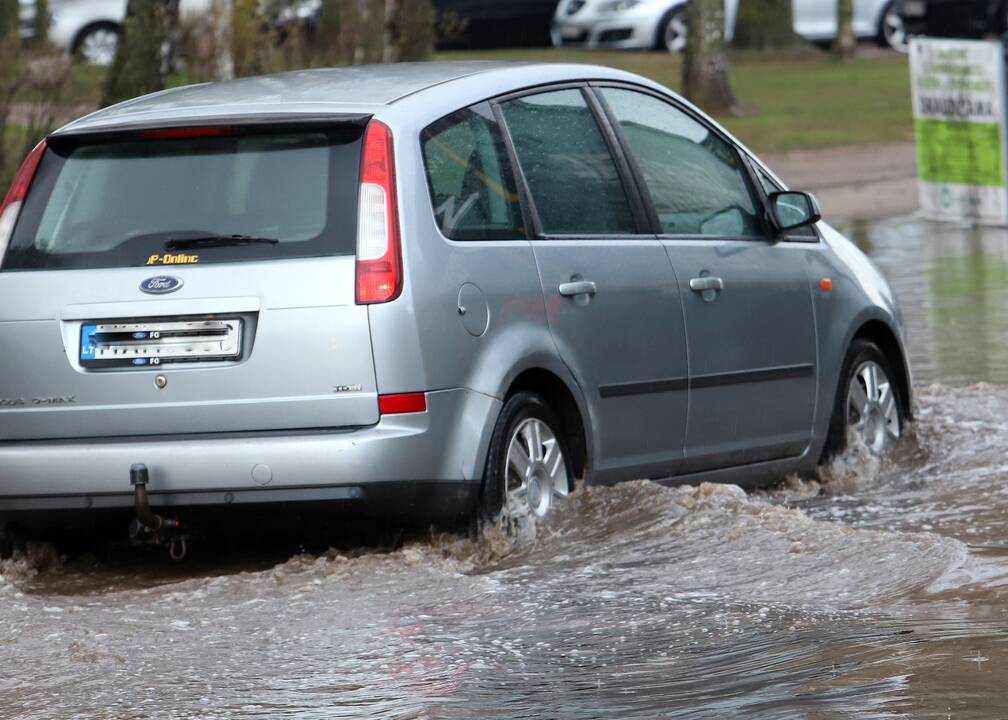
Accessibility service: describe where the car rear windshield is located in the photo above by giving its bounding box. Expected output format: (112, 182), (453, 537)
(2, 125), (363, 271)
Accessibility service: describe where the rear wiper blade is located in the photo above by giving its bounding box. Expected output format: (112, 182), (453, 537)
(164, 234), (280, 250)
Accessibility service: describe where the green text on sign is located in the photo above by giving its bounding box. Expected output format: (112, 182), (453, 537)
(916, 119), (1005, 186)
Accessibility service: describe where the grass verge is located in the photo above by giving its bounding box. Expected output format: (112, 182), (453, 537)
(14, 47), (914, 157)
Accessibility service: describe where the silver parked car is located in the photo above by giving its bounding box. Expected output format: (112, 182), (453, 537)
(0, 63), (911, 544)
(552, 0), (907, 53)
(18, 0), (213, 65)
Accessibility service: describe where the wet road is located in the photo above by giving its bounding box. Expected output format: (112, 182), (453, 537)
(3, 216), (1008, 719)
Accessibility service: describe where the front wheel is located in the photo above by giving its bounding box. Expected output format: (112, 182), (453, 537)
(657, 8), (688, 54)
(824, 339), (903, 460)
(74, 23), (121, 66)
(878, 1), (908, 52)
(481, 392), (571, 524)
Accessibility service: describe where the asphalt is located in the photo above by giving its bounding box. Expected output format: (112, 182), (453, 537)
(764, 142), (919, 222)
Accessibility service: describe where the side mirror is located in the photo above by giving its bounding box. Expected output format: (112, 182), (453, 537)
(767, 191), (821, 234)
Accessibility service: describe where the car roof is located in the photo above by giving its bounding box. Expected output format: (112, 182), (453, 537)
(54, 61), (646, 135)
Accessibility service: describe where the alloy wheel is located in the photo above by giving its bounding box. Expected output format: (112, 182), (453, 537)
(79, 28), (120, 66)
(846, 360), (900, 454)
(504, 418), (569, 518)
(664, 12), (688, 54)
(882, 8), (908, 52)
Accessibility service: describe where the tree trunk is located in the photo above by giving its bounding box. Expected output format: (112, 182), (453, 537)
(833, 0), (856, 60)
(732, 0), (795, 51)
(0, 0), (17, 38)
(160, 0), (181, 74)
(682, 0), (736, 115)
(230, 0), (265, 78)
(317, 0), (358, 65)
(358, 0), (386, 64)
(0, 0), (22, 178)
(102, 0), (165, 106)
(394, 0), (434, 61)
(32, 0), (50, 47)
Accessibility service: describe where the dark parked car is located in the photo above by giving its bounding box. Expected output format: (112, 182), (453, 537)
(284, 0), (560, 49)
(435, 0), (560, 48)
(898, 0), (1008, 39)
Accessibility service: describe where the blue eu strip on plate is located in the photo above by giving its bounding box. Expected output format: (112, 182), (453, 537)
(79, 324), (97, 361)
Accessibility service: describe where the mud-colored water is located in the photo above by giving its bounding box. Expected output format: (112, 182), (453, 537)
(3, 216), (1008, 719)
(845, 215), (1008, 387)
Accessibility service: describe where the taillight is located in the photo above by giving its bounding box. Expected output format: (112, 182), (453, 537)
(378, 392), (427, 415)
(355, 120), (402, 304)
(0, 139), (46, 258)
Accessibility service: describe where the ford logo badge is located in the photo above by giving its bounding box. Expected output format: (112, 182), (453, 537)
(139, 276), (183, 295)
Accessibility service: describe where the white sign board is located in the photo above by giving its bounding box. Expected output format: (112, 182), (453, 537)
(909, 38), (1008, 225)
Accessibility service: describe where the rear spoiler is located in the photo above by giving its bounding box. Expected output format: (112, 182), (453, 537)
(49, 113), (374, 143)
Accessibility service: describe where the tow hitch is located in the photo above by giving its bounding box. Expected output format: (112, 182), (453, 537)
(129, 463), (187, 560)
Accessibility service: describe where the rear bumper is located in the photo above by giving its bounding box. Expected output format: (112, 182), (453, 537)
(0, 388), (500, 523)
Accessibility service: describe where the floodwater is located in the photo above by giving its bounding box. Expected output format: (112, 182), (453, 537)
(3, 216), (1008, 719)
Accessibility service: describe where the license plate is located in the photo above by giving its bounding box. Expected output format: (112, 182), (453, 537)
(902, 0), (925, 16)
(79, 319), (243, 368)
(560, 25), (583, 39)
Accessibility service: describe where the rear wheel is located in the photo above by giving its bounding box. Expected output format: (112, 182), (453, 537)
(481, 392), (571, 524)
(824, 339), (903, 460)
(657, 8), (688, 54)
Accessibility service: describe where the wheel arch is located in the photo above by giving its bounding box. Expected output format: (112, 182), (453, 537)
(653, 1), (688, 50)
(71, 20), (121, 56)
(501, 367), (590, 482)
(849, 318), (913, 420)
(874, 0), (894, 35)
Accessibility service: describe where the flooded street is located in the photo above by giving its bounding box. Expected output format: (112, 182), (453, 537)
(3, 215), (1008, 718)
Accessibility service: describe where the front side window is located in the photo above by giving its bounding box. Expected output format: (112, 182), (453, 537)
(3, 127), (363, 270)
(600, 87), (763, 238)
(421, 103), (524, 241)
(499, 88), (635, 236)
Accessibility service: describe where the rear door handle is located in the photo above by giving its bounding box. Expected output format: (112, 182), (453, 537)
(689, 276), (724, 292)
(558, 280), (597, 297)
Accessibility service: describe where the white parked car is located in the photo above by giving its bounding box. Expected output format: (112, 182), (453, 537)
(18, 0), (213, 65)
(552, 0), (907, 54)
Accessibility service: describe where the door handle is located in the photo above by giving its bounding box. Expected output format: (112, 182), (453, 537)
(689, 276), (724, 292)
(558, 280), (597, 297)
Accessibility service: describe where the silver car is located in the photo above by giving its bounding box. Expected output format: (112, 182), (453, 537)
(0, 62), (911, 543)
(19, 0), (213, 65)
(552, 0), (907, 53)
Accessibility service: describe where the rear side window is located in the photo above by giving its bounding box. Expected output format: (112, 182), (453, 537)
(499, 88), (635, 236)
(421, 103), (524, 241)
(600, 88), (763, 238)
(2, 126), (363, 271)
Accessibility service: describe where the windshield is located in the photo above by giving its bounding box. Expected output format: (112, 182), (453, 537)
(2, 126), (363, 270)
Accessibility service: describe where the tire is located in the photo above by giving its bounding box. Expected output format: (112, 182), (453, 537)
(655, 7), (688, 54)
(480, 392), (572, 522)
(823, 339), (904, 461)
(877, 1), (908, 52)
(73, 22), (121, 66)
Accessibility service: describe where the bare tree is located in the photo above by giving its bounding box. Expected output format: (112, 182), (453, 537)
(733, 0), (796, 50)
(394, 0), (434, 62)
(230, 0), (265, 77)
(31, 0), (50, 47)
(102, 0), (165, 105)
(316, 0), (433, 66)
(682, 0), (736, 115)
(833, 0), (856, 59)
